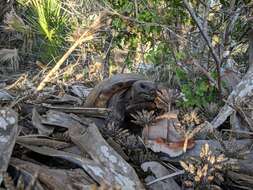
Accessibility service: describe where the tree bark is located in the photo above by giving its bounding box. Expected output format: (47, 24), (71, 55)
(248, 29), (253, 73)
(183, 0), (222, 95)
(0, 108), (18, 184)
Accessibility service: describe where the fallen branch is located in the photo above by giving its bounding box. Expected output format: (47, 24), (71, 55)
(42, 103), (110, 118)
(211, 67), (253, 129)
(212, 28), (253, 127)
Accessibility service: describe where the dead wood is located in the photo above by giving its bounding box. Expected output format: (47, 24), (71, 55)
(211, 71), (253, 129)
(43, 110), (85, 129)
(0, 108), (18, 184)
(17, 135), (71, 149)
(32, 108), (54, 135)
(42, 103), (110, 118)
(10, 158), (95, 190)
(69, 123), (145, 190)
(70, 85), (92, 99)
(211, 28), (253, 129)
(141, 161), (181, 190)
(18, 143), (112, 184)
(44, 94), (83, 105)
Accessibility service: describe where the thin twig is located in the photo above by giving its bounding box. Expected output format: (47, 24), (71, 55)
(4, 74), (27, 90)
(96, 1), (197, 47)
(191, 59), (218, 89)
(9, 94), (31, 108)
(183, 0), (221, 65)
(162, 161), (178, 172)
(146, 170), (185, 186)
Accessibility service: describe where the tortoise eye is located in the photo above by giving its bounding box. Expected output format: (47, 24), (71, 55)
(140, 83), (146, 89)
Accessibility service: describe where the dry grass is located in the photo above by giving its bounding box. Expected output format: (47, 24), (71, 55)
(0, 48), (20, 71)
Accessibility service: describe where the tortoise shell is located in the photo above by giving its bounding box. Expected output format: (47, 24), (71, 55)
(84, 73), (145, 108)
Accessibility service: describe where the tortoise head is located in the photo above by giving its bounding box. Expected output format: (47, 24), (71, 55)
(130, 80), (157, 103)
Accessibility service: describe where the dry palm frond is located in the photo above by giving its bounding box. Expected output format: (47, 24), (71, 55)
(4, 9), (29, 33)
(5, 74), (28, 90)
(124, 134), (143, 149)
(131, 110), (156, 143)
(101, 122), (130, 146)
(0, 48), (20, 71)
(0, 0), (13, 21)
(4, 9), (34, 52)
(155, 88), (179, 112)
(131, 110), (156, 127)
(52, 131), (71, 142)
(130, 149), (158, 165)
(62, 0), (100, 17)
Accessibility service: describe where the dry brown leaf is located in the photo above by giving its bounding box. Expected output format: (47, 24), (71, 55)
(145, 138), (195, 157)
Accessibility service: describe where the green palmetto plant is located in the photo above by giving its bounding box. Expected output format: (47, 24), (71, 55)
(18, 0), (72, 61)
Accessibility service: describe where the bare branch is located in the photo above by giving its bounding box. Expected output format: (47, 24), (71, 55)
(183, 0), (222, 94)
(96, 1), (198, 47)
(183, 0), (221, 65)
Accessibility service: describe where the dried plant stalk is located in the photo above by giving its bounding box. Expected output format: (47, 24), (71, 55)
(37, 12), (106, 91)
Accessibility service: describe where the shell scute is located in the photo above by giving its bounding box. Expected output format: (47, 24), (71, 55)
(85, 73), (145, 107)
